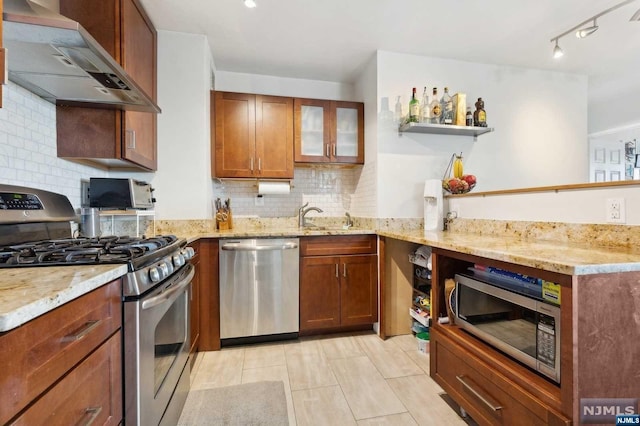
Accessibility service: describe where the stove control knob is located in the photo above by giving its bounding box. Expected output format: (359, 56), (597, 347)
(149, 267), (161, 283)
(182, 247), (195, 260)
(173, 254), (185, 267)
(159, 262), (169, 277)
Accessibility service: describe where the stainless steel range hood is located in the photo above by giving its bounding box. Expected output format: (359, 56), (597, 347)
(2, 0), (160, 113)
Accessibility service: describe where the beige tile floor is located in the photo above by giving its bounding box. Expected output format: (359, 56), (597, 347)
(190, 332), (476, 425)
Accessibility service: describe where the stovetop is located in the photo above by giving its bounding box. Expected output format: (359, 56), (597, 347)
(0, 235), (180, 268)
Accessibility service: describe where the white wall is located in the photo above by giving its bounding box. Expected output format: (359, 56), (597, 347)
(215, 71), (356, 101)
(449, 184), (640, 225)
(374, 50), (589, 218)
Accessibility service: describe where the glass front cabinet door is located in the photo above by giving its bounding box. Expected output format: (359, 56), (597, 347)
(294, 99), (364, 164)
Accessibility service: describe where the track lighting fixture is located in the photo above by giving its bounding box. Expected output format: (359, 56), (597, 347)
(575, 19), (599, 38)
(550, 0), (638, 58)
(552, 39), (564, 58)
(244, 0), (256, 8)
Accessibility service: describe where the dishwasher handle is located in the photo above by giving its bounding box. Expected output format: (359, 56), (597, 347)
(221, 241), (299, 251)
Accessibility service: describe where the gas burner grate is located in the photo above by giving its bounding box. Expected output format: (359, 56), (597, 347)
(0, 235), (179, 267)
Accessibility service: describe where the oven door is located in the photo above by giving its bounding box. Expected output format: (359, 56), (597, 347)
(124, 263), (194, 426)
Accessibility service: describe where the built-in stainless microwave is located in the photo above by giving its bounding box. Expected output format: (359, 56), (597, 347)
(454, 273), (561, 383)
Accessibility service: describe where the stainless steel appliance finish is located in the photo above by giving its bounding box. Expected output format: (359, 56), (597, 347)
(2, 0), (161, 112)
(454, 273), (561, 383)
(219, 238), (299, 340)
(124, 262), (194, 426)
(89, 177), (155, 210)
(79, 207), (101, 237)
(0, 183), (76, 224)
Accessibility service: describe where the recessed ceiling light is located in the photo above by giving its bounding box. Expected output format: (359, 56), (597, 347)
(244, 0), (257, 8)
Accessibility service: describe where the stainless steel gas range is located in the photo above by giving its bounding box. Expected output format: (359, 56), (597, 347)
(0, 184), (193, 425)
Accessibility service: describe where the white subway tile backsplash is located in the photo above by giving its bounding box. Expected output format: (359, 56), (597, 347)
(0, 83), (108, 209)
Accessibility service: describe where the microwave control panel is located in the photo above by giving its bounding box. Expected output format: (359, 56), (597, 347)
(536, 313), (556, 368)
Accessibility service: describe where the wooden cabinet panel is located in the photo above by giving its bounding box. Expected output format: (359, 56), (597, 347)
(57, 0), (157, 171)
(0, 279), (122, 424)
(198, 239), (220, 351)
(300, 235), (377, 257)
(214, 91), (293, 178)
(300, 236), (378, 333)
(11, 332), (122, 426)
(294, 98), (364, 165)
(256, 95), (294, 178)
(340, 255), (378, 325)
(432, 328), (570, 426)
(300, 256), (341, 330)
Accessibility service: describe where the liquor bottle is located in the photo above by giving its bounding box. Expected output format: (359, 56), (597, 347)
(473, 97), (487, 127)
(429, 88), (441, 124)
(420, 86), (430, 123)
(409, 87), (419, 123)
(440, 87), (453, 125)
(465, 107), (473, 126)
(394, 95), (403, 124)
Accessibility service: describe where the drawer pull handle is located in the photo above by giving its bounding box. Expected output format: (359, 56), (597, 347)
(335, 263), (339, 278)
(326, 144), (330, 157)
(343, 263), (347, 278)
(62, 320), (101, 342)
(79, 406), (102, 426)
(333, 144), (337, 156)
(456, 375), (503, 412)
(126, 129), (136, 150)
(250, 157), (254, 172)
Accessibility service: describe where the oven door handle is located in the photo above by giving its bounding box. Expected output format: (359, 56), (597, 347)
(142, 264), (195, 310)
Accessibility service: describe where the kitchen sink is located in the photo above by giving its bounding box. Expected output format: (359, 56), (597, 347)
(302, 225), (353, 231)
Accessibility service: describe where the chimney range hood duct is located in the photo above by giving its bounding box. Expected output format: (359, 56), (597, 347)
(2, 0), (161, 113)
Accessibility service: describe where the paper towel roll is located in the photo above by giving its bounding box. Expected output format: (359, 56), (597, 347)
(258, 181), (291, 195)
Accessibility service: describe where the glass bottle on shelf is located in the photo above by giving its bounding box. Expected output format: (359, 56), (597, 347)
(409, 87), (419, 123)
(420, 86), (430, 123)
(394, 95), (403, 124)
(465, 107), (473, 126)
(440, 87), (453, 125)
(429, 87), (441, 124)
(473, 97), (487, 127)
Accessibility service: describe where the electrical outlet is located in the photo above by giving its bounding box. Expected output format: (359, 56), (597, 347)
(254, 195), (264, 206)
(606, 198), (625, 224)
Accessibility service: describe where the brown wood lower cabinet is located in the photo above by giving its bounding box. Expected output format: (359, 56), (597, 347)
(0, 279), (122, 425)
(300, 235), (378, 332)
(198, 239), (220, 351)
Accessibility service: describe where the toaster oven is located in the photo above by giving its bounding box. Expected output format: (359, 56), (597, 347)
(89, 178), (155, 210)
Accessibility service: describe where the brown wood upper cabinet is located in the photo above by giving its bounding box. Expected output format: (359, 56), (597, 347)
(56, 0), (158, 171)
(213, 91), (294, 179)
(294, 99), (364, 164)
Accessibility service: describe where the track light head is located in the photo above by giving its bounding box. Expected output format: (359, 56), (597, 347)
(576, 19), (599, 38)
(553, 40), (564, 59)
(631, 8), (640, 21)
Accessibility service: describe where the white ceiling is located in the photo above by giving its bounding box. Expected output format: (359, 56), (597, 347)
(139, 0), (640, 101)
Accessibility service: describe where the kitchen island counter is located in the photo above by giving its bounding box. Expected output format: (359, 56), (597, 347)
(0, 264), (127, 332)
(377, 228), (640, 275)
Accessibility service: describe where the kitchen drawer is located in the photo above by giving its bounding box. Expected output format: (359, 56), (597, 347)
(300, 235), (376, 257)
(433, 333), (570, 426)
(11, 331), (122, 426)
(0, 279), (122, 424)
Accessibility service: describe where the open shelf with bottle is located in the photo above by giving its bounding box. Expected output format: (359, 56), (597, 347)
(399, 122), (494, 139)
(410, 260), (432, 332)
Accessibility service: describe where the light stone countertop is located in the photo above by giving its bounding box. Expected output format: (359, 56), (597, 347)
(377, 229), (640, 276)
(0, 264), (128, 332)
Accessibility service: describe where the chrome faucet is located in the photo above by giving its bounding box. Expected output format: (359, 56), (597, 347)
(298, 202), (323, 227)
(344, 212), (353, 228)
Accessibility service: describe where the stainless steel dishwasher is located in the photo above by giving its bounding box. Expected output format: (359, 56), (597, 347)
(219, 238), (299, 343)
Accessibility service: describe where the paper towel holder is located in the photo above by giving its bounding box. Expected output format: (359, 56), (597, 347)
(256, 179), (295, 195)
